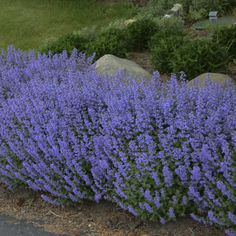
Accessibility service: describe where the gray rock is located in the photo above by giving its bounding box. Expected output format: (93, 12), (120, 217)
(188, 73), (236, 87)
(170, 3), (183, 17)
(95, 54), (151, 83)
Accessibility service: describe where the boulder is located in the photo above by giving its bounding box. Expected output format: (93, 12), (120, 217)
(95, 54), (151, 82)
(188, 73), (236, 87)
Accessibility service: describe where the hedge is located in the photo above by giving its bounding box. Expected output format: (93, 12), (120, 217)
(0, 47), (235, 235)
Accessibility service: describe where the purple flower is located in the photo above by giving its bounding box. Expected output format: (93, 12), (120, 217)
(0, 47), (235, 231)
(154, 192), (161, 209)
(228, 212), (236, 225)
(168, 208), (175, 218)
(191, 166), (201, 182)
(144, 203), (153, 213)
(162, 166), (173, 187)
(160, 217), (166, 224)
(144, 189), (152, 202)
(127, 205), (138, 216)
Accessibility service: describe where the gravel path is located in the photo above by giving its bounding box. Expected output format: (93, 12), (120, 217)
(0, 215), (63, 236)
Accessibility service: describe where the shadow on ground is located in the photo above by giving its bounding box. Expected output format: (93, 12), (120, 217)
(0, 214), (65, 236)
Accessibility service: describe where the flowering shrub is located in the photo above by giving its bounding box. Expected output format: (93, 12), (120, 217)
(0, 47), (94, 102)
(96, 75), (236, 233)
(0, 47), (235, 235)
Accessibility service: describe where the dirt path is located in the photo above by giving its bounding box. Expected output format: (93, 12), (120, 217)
(0, 184), (224, 236)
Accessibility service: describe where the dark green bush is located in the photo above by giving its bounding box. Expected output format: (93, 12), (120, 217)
(87, 27), (129, 59)
(125, 17), (158, 51)
(217, 0), (236, 14)
(150, 17), (232, 79)
(40, 17), (159, 59)
(143, 0), (177, 16)
(187, 8), (208, 22)
(182, 0), (236, 16)
(150, 35), (186, 74)
(40, 33), (88, 55)
(89, 17), (158, 58)
(212, 26), (236, 60)
(149, 19), (186, 73)
(171, 38), (230, 79)
(40, 27), (129, 59)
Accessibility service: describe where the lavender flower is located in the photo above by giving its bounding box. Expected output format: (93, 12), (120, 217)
(0, 47), (235, 233)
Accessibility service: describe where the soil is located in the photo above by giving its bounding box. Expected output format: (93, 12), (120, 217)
(127, 51), (170, 82)
(128, 51), (154, 74)
(0, 184), (225, 236)
(229, 62), (236, 81)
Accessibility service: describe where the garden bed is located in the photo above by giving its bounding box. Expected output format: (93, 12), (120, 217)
(0, 48), (235, 236)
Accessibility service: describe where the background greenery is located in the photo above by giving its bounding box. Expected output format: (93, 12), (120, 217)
(0, 0), (136, 50)
(0, 0), (235, 80)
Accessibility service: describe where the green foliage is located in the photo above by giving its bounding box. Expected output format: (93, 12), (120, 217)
(212, 25), (236, 60)
(150, 35), (186, 74)
(233, 8), (236, 17)
(182, 0), (236, 15)
(141, 0), (236, 21)
(188, 8), (208, 22)
(125, 17), (158, 51)
(40, 33), (88, 55)
(153, 17), (185, 33)
(149, 18), (186, 73)
(0, 0), (136, 50)
(87, 27), (129, 59)
(150, 16), (232, 79)
(142, 0), (177, 16)
(171, 38), (230, 79)
(217, 0), (236, 14)
(41, 16), (159, 59)
(90, 16), (158, 56)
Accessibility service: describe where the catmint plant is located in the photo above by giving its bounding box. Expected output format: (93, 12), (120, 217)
(0, 47), (235, 235)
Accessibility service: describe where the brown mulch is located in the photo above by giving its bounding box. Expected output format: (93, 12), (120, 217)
(0, 184), (224, 236)
(128, 51), (154, 74)
(127, 51), (170, 82)
(229, 62), (236, 82)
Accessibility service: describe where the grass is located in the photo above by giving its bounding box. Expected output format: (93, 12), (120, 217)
(192, 15), (236, 30)
(0, 0), (136, 50)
